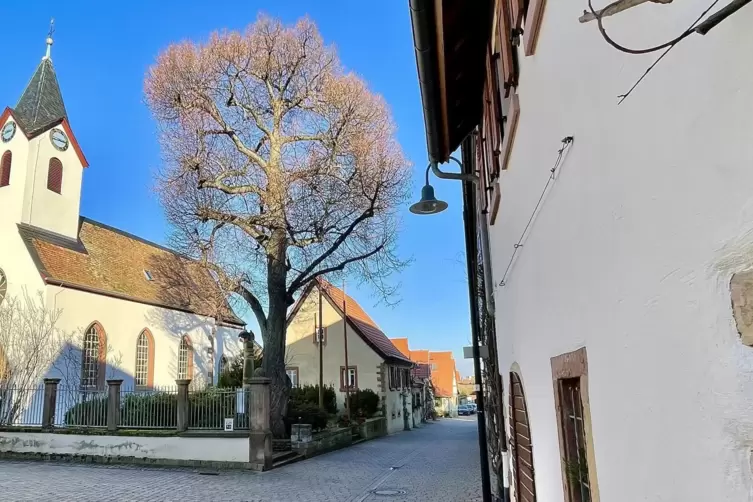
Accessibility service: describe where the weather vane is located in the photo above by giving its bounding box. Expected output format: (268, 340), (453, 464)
(44, 18), (54, 60)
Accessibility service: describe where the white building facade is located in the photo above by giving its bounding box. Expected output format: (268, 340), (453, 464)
(411, 1), (753, 501)
(0, 38), (245, 393)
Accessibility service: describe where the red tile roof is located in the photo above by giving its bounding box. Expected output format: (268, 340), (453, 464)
(391, 338), (410, 359)
(301, 280), (411, 364)
(429, 352), (457, 398)
(410, 349), (430, 364)
(19, 218), (243, 325)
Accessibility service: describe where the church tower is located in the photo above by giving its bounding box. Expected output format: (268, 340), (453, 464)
(0, 32), (88, 240)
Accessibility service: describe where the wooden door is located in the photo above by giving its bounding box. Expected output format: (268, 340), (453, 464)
(510, 371), (537, 502)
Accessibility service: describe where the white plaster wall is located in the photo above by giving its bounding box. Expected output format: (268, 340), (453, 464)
(23, 127), (84, 240)
(45, 285), (242, 388)
(490, 3), (753, 501)
(384, 390), (408, 434)
(0, 117), (47, 302)
(286, 291), (384, 410)
(0, 432), (248, 463)
(0, 115), (31, 226)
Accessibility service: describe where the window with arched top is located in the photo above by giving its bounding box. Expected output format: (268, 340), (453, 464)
(135, 329), (154, 388)
(0, 151), (11, 187)
(0, 269), (6, 306)
(219, 355), (228, 375)
(177, 336), (193, 380)
(47, 158), (63, 194)
(82, 323), (106, 389)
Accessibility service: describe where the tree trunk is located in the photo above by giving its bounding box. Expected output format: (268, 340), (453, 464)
(262, 245), (290, 438)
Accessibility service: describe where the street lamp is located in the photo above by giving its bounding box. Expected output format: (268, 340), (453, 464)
(410, 156), (497, 502)
(409, 164), (449, 215)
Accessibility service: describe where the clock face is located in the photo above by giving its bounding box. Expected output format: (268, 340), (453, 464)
(1, 122), (16, 143)
(50, 128), (69, 151)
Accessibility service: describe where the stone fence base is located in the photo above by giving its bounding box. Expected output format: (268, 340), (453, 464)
(0, 431), (267, 471)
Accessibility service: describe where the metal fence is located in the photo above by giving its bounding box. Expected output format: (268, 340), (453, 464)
(120, 386), (179, 429)
(0, 385), (249, 430)
(188, 388), (249, 430)
(55, 386), (109, 428)
(0, 385), (45, 426)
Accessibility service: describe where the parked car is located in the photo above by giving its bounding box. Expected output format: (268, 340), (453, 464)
(458, 405), (471, 416)
(467, 403), (477, 414)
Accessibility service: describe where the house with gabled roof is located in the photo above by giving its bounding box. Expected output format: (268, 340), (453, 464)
(285, 279), (413, 434)
(0, 36), (246, 391)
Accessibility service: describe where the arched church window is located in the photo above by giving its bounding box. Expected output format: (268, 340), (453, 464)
(135, 330), (154, 388)
(0, 269), (6, 306)
(82, 323), (106, 388)
(0, 151), (11, 187)
(47, 158), (63, 194)
(177, 336), (194, 380)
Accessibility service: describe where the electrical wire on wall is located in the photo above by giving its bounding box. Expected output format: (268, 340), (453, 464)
(586, 0), (752, 103)
(499, 136), (574, 287)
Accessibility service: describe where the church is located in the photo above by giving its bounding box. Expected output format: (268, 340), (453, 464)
(0, 35), (246, 390)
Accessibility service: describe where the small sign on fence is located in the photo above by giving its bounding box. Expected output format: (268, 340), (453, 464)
(224, 418), (234, 432)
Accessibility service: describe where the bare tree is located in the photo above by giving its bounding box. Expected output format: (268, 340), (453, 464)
(145, 16), (411, 436)
(0, 291), (73, 425)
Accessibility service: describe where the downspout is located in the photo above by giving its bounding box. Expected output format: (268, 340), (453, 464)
(462, 135), (509, 502)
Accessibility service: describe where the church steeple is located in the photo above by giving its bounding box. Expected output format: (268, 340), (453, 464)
(13, 26), (67, 136)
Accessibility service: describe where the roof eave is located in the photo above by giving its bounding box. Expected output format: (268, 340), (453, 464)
(409, 0), (494, 163)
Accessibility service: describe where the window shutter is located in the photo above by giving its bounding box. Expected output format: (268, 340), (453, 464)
(47, 158), (63, 194)
(523, 0), (547, 56)
(0, 151), (11, 187)
(496, 1), (517, 92)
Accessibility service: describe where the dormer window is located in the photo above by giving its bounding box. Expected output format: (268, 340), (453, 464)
(47, 158), (63, 194)
(143, 270), (154, 281)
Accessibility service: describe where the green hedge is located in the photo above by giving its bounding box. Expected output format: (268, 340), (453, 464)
(64, 390), (247, 429)
(290, 384), (337, 414)
(285, 403), (328, 433)
(64, 396), (108, 427)
(349, 389), (380, 418)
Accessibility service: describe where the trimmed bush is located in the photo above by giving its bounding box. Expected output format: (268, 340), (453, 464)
(290, 384), (337, 414)
(188, 388), (245, 429)
(349, 389), (380, 418)
(286, 402), (328, 432)
(64, 396), (108, 426)
(120, 392), (177, 428)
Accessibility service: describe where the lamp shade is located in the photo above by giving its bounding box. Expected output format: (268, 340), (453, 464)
(409, 184), (448, 215)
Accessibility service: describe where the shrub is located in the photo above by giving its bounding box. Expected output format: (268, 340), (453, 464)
(64, 395), (108, 426)
(217, 354), (263, 388)
(349, 389), (380, 418)
(290, 384), (337, 414)
(286, 402), (328, 433)
(188, 388), (244, 429)
(120, 392), (177, 428)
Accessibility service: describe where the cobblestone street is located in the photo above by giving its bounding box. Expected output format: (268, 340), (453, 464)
(0, 419), (481, 501)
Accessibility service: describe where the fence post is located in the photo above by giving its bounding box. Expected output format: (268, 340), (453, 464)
(42, 378), (60, 429)
(176, 379), (191, 432)
(106, 379), (123, 432)
(248, 377), (272, 471)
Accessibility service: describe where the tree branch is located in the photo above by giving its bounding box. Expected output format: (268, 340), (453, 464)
(287, 195), (378, 294)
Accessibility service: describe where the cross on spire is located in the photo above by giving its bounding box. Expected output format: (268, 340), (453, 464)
(43, 18), (54, 60)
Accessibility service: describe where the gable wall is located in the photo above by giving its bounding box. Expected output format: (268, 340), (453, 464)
(286, 289), (384, 410)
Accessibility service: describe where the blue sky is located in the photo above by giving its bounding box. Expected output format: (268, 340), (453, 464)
(0, 0), (473, 376)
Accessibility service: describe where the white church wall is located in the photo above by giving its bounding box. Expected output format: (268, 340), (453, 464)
(24, 127), (84, 241)
(45, 285), (242, 388)
(489, 3), (753, 501)
(0, 113), (31, 226)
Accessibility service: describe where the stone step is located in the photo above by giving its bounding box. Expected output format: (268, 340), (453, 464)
(271, 450), (303, 469)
